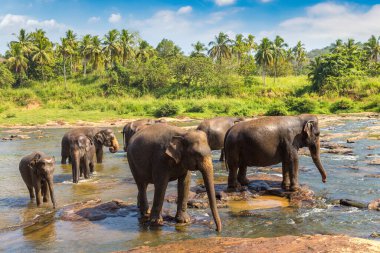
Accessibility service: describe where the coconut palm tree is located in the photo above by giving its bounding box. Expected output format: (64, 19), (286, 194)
(56, 37), (73, 86)
(119, 29), (135, 65)
(190, 41), (207, 57)
(136, 40), (155, 62)
(79, 34), (92, 76)
(331, 39), (344, 53)
(272, 35), (288, 83)
(10, 29), (34, 56)
(208, 32), (232, 64)
(103, 29), (120, 68)
(255, 37), (273, 85)
(232, 34), (247, 64)
(244, 34), (256, 56)
(7, 43), (28, 80)
(293, 41), (307, 75)
(89, 36), (103, 71)
(31, 29), (53, 84)
(65, 30), (78, 74)
(364, 35), (380, 62)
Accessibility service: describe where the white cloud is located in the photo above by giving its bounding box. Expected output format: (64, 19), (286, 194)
(88, 16), (100, 23)
(108, 13), (122, 24)
(260, 3), (380, 50)
(177, 6), (192, 14)
(128, 8), (242, 54)
(214, 0), (236, 7)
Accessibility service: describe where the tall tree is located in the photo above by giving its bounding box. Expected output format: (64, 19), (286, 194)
(10, 29), (34, 56)
(272, 35), (288, 83)
(292, 41), (307, 75)
(65, 30), (78, 74)
(120, 29), (135, 65)
(208, 32), (232, 64)
(30, 29), (53, 84)
(331, 39), (344, 53)
(89, 36), (103, 71)
(7, 43), (28, 81)
(232, 34), (247, 64)
(136, 40), (155, 62)
(79, 34), (92, 76)
(244, 34), (256, 56)
(156, 38), (182, 58)
(190, 41), (207, 57)
(364, 35), (380, 63)
(103, 29), (120, 68)
(56, 37), (73, 86)
(255, 37), (273, 85)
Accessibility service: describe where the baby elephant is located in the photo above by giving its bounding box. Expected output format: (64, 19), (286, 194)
(19, 152), (56, 208)
(70, 134), (96, 183)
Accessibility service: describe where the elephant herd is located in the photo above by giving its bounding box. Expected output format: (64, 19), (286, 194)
(18, 115), (327, 232)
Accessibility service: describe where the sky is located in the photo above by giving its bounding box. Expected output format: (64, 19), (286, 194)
(1, 0), (380, 55)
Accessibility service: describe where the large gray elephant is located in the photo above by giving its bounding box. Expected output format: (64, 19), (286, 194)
(61, 127), (119, 164)
(224, 114), (327, 191)
(69, 134), (96, 183)
(197, 117), (244, 161)
(127, 124), (222, 231)
(19, 152), (56, 208)
(122, 119), (165, 152)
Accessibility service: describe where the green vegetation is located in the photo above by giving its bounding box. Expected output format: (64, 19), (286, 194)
(0, 29), (379, 126)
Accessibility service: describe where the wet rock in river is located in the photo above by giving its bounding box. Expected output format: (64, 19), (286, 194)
(368, 159), (380, 165)
(368, 199), (380, 211)
(320, 141), (354, 155)
(367, 145), (380, 150)
(339, 199), (368, 209)
(364, 174), (380, 178)
(370, 232), (380, 238)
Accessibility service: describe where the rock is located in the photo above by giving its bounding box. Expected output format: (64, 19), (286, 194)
(368, 159), (380, 165)
(367, 145), (380, 150)
(347, 138), (356, 143)
(364, 174), (380, 178)
(247, 180), (272, 191)
(368, 199), (380, 211)
(340, 199), (368, 209)
(125, 235), (380, 253)
(370, 232), (380, 238)
(321, 142), (354, 155)
(60, 198), (138, 221)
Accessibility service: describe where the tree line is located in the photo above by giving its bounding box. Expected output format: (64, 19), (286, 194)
(1, 28), (379, 94)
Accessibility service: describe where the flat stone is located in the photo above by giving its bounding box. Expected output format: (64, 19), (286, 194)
(368, 199), (380, 211)
(368, 159), (380, 165)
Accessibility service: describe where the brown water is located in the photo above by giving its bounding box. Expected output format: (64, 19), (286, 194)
(0, 119), (379, 252)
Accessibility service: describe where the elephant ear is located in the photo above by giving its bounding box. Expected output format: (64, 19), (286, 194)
(94, 131), (105, 144)
(78, 136), (91, 152)
(303, 120), (315, 138)
(29, 153), (42, 167)
(165, 136), (184, 164)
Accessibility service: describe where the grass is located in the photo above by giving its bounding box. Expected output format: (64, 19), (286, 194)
(0, 75), (379, 126)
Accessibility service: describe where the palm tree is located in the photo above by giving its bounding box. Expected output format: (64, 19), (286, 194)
(331, 39), (343, 53)
(364, 35), (380, 62)
(208, 32), (232, 64)
(232, 34), (247, 64)
(136, 40), (155, 62)
(56, 38), (73, 86)
(119, 29), (135, 65)
(7, 43), (28, 81)
(89, 36), (103, 71)
(190, 41), (207, 57)
(345, 38), (358, 55)
(65, 30), (78, 74)
(10, 29), (34, 56)
(255, 37), (273, 85)
(293, 41), (307, 75)
(272, 35), (288, 83)
(31, 29), (53, 84)
(103, 29), (120, 68)
(79, 34), (92, 76)
(244, 34), (256, 56)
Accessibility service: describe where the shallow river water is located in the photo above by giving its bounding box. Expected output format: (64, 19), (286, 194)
(0, 118), (379, 252)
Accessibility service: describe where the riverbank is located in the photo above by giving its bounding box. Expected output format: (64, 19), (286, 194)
(125, 235), (380, 253)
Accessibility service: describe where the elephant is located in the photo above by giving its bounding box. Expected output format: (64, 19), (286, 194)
(122, 119), (165, 152)
(61, 127), (119, 164)
(197, 117), (245, 161)
(127, 124), (222, 232)
(19, 152), (56, 208)
(224, 114), (327, 192)
(70, 134), (96, 183)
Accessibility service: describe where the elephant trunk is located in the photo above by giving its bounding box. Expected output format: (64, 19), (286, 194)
(200, 157), (222, 232)
(109, 137), (119, 153)
(47, 175), (56, 208)
(309, 138), (327, 183)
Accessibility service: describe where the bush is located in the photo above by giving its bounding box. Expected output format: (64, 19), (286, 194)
(0, 64), (15, 88)
(330, 98), (354, 113)
(154, 102), (180, 117)
(265, 103), (288, 116)
(286, 97), (317, 114)
(185, 103), (205, 113)
(231, 106), (250, 117)
(207, 102), (231, 114)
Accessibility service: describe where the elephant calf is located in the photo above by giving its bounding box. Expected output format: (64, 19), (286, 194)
(224, 114), (327, 191)
(197, 117), (244, 161)
(19, 152), (56, 208)
(61, 127), (119, 164)
(70, 134), (96, 183)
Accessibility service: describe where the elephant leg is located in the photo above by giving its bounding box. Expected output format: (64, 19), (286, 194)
(96, 146), (103, 163)
(281, 161), (291, 191)
(137, 182), (149, 217)
(289, 153), (300, 192)
(175, 171), (191, 224)
(219, 149), (225, 162)
(150, 178), (169, 226)
(34, 180), (42, 207)
(28, 186), (35, 199)
(42, 180), (49, 202)
(89, 161), (94, 174)
(237, 164), (249, 186)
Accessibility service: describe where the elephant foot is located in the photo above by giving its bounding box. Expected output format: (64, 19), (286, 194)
(226, 184), (240, 192)
(43, 198), (48, 203)
(150, 216), (164, 226)
(175, 212), (191, 224)
(290, 185), (300, 192)
(281, 182), (291, 191)
(238, 177), (250, 186)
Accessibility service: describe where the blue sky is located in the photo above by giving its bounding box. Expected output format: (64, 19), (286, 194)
(1, 0), (380, 54)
